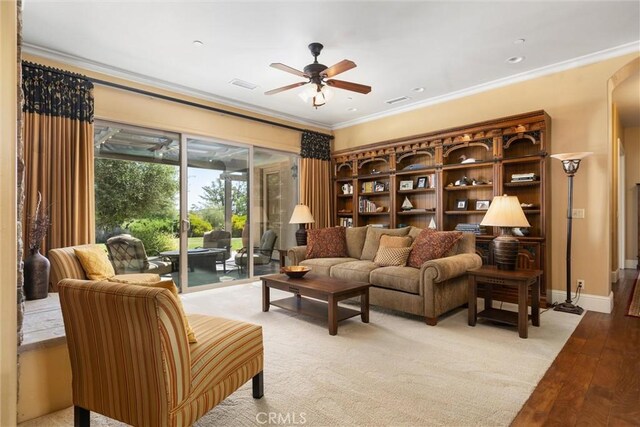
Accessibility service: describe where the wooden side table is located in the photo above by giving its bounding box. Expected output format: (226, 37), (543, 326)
(467, 265), (542, 339)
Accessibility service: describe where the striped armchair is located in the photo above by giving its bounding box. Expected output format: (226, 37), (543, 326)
(58, 279), (264, 427)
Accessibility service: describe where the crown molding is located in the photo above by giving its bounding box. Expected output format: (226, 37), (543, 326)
(21, 43), (332, 132)
(331, 40), (640, 130)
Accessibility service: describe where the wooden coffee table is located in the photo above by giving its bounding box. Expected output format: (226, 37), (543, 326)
(261, 273), (370, 335)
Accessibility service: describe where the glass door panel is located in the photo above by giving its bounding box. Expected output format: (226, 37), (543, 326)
(252, 148), (299, 275)
(182, 137), (249, 290)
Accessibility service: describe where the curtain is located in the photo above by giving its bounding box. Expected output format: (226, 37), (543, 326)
(299, 131), (333, 229)
(22, 62), (95, 254)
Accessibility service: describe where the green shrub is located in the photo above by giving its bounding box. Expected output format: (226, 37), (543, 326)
(125, 219), (175, 256)
(231, 214), (247, 238)
(188, 213), (213, 237)
(197, 207), (225, 230)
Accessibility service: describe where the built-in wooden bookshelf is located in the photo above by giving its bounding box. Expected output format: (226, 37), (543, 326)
(332, 110), (551, 304)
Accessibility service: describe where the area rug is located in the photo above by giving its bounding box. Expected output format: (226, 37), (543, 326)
(21, 282), (582, 427)
(627, 272), (640, 318)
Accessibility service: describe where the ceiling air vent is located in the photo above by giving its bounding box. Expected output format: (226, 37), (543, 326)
(230, 79), (258, 90)
(385, 96), (410, 105)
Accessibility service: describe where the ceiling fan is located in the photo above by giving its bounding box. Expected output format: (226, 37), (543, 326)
(265, 42), (371, 108)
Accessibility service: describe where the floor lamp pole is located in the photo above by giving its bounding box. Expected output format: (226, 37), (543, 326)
(552, 153), (591, 315)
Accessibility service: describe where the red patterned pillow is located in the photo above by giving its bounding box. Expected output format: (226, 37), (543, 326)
(407, 229), (463, 268)
(306, 226), (348, 259)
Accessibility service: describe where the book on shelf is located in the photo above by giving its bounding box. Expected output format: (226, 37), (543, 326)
(511, 173), (538, 182)
(358, 197), (379, 213)
(454, 223), (487, 235)
(339, 217), (353, 227)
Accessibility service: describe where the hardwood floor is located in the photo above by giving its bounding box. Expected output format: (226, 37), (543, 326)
(512, 269), (640, 426)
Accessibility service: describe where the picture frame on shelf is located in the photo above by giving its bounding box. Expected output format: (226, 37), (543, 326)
(416, 177), (427, 188)
(475, 200), (490, 211)
(455, 199), (468, 210)
(374, 183), (385, 192)
(399, 180), (414, 191)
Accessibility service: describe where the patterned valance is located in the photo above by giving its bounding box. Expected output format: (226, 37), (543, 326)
(300, 131), (331, 161)
(22, 61), (94, 123)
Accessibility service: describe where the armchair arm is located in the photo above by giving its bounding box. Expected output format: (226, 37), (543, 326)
(287, 246), (307, 265)
(420, 253), (482, 283)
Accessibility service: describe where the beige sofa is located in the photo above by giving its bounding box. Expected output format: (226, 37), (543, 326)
(287, 226), (482, 325)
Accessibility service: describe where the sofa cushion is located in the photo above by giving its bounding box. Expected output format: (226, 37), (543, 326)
(345, 226), (369, 259)
(360, 227), (411, 260)
(407, 229), (463, 268)
(306, 226), (348, 259)
(374, 246), (412, 267)
(110, 273), (162, 284)
(370, 266), (420, 295)
(300, 257), (357, 277)
(379, 235), (412, 248)
(330, 260), (379, 283)
(74, 245), (116, 280)
(408, 226), (423, 241)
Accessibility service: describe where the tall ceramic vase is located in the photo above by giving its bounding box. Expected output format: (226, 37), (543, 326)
(24, 249), (50, 300)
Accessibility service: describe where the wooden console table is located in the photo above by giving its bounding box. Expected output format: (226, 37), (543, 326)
(467, 265), (542, 339)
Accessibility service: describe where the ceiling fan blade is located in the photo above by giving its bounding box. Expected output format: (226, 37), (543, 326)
(264, 82), (307, 95)
(270, 63), (308, 78)
(326, 79), (371, 94)
(321, 60), (356, 78)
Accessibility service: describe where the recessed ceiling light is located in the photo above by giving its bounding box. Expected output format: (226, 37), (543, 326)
(506, 56), (525, 64)
(514, 38), (526, 44)
(193, 40), (204, 47)
(347, 107), (358, 112)
(412, 87), (425, 92)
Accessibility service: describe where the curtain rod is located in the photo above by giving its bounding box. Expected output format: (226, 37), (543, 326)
(22, 60), (333, 139)
(90, 77), (334, 139)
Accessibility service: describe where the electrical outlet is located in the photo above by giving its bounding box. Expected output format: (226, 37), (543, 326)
(572, 208), (585, 219)
(577, 279), (585, 291)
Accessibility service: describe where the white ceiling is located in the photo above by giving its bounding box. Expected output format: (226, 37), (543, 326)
(22, 1), (640, 129)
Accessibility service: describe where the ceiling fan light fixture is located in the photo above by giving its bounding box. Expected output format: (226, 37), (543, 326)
(299, 84), (333, 108)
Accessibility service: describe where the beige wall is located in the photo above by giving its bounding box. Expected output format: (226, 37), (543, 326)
(23, 54), (329, 154)
(335, 53), (639, 299)
(624, 127), (640, 262)
(17, 344), (72, 423)
(0, 1), (18, 425)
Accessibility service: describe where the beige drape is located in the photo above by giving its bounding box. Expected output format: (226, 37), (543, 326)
(23, 113), (95, 253)
(299, 158), (333, 229)
(22, 63), (95, 254)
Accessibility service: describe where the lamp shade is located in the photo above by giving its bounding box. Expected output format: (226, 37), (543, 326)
(289, 204), (315, 225)
(480, 195), (530, 228)
(550, 152), (593, 162)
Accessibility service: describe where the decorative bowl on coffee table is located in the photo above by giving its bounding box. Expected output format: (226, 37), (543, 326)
(281, 266), (311, 279)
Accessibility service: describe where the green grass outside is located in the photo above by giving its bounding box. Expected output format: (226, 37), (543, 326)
(172, 237), (243, 251)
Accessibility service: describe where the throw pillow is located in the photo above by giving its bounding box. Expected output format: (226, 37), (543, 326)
(122, 279), (197, 343)
(407, 229), (463, 268)
(374, 246), (412, 267)
(379, 235), (412, 248)
(360, 227), (411, 260)
(74, 245), (116, 280)
(306, 227), (348, 259)
(345, 226), (369, 259)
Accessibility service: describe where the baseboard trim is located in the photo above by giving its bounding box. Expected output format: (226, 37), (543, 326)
(625, 259), (638, 269)
(611, 270), (619, 283)
(550, 290), (614, 314)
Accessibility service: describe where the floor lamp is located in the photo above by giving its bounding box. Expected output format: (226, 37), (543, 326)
(550, 152), (592, 315)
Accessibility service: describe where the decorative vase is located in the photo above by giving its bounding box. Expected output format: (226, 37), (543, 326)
(24, 249), (50, 300)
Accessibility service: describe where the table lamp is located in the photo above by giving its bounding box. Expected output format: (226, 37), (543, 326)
(480, 194), (531, 270)
(289, 204), (315, 246)
(550, 151), (592, 315)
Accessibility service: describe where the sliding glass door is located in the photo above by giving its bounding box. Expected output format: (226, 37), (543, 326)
(95, 121), (300, 292)
(180, 136), (250, 291)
